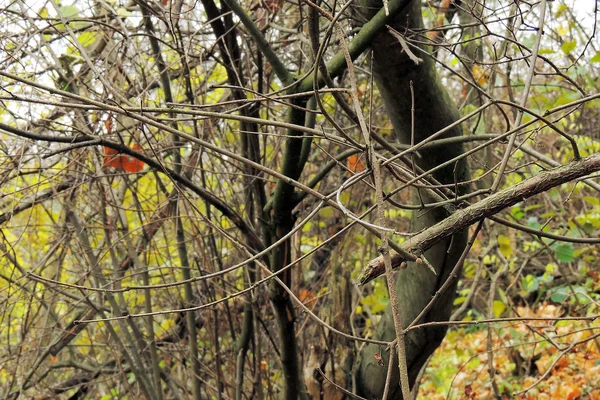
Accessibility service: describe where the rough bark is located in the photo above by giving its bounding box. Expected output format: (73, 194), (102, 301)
(355, 0), (470, 398)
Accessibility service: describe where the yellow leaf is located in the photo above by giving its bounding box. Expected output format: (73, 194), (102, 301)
(472, 65), (489, 87)
(554, 3), (568, 18)
(319, 207), (333, 218)
(492, 300), (506, 318)
(498, 235), (512, 258)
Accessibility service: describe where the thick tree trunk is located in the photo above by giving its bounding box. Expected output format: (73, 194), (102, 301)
(355, 0), (469, 398)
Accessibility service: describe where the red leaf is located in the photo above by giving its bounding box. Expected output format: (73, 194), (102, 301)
(122, 155), (145, 172)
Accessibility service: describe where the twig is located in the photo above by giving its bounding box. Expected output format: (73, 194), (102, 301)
(491, 0), (550, 192)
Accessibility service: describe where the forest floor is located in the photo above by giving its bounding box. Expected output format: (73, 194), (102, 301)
(418, 304), (600, 399)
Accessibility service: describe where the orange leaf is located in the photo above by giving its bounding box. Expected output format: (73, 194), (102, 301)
(427, 30), (441, 41)
(427, 0), (452, 41)
(103, 146), (145, 172)
(347, 154), (366, 173)
(103, 146), (118, 157)
(298, 289), (315, 304)
(567, 386), (581, 400)
(472, 65), (489, 87)
(439, 0), (452, 12)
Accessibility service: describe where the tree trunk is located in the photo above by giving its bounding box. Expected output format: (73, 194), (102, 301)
(355, 0), (470, 397)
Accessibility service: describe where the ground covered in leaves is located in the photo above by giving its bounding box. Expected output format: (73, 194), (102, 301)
(418, 305), (600, 399)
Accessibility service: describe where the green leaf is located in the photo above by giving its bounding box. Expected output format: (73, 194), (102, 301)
(540, 210), (557, 219)
(549, 286), (568, 303)
(467, 357), (481, 369)
(522, 274), (538, 292)
(573, 286), (590, 304)
(60, 5), (79, 18)
(453, 296), (466, 306)
(510, 205), (524, 220)
(318, 207), (333, 218)
(464, 262), (476, 279)
(524, 204), (543, 212)
(526, 216), (540, 229)
(339, 192), (350, 205)
(355, 234), (366, 245)
(117, 7), (132, 17)
(554, 243), (575, 263)
(561, 40), (577, 55)
(554, 3), (568, 18)
(547, 286), (589, 304)
(55, 5), (87, 29)
(360, 294), (388, 314)
(591, 52), (600, 63)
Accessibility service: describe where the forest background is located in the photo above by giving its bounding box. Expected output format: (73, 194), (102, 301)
(1, 0), (600, 399)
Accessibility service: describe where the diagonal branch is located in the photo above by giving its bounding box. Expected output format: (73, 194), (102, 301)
(360, 152), (600, 284)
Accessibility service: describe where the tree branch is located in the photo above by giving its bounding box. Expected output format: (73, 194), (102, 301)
(221, 0), (293, 85)
(297, 0), (412, 92)
(360, 152), (600, 284)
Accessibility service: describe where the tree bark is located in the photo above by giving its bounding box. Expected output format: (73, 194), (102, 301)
(355, 0), (469, 398)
